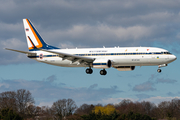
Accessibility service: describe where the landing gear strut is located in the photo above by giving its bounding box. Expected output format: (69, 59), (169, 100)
(100, 69), (107, 75)
(86, 68), (93, 74)
(157, 64), (168, 73)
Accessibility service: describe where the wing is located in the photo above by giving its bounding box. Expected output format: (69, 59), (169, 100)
(37, 49), (95, 64)
(5, 48), (95, 65)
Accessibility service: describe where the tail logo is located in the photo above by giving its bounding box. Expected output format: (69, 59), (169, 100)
(26, 28), (29, 31)
(39, 54), (43, 59)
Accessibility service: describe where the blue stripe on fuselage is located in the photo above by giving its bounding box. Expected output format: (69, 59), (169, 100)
(28, 52), (167, 58)
(93, 63), (107, 65)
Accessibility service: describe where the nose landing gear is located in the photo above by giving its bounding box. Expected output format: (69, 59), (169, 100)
(157, 64), (168, 73)
(157, 69), (161, 73)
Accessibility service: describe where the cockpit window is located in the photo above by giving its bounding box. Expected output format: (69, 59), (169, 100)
(163, 52), (171, 54)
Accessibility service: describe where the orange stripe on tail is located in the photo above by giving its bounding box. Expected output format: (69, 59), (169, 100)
(26, 19), (43, 50)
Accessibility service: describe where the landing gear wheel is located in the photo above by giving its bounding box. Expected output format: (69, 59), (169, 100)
(86, 68), (93, 74)
(157, 69), (161, 73)
(100, 69), (107, 75)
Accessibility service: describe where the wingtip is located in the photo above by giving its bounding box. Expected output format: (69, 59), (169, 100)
(5, 48), (13, 51)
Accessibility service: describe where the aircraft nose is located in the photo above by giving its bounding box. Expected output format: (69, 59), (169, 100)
(171, 55), (177, 61)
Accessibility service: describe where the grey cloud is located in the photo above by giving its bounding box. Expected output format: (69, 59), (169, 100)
(46, 75), (56, 82)
(1, 49), (34, 65)
(133, 75), (178, 93)
(44, 24), (160, 48)
(156, 78), (177, 84)
(136, 94), (152, 100)
(171, 44), (180, 54)
(88, 84), (98, 89)
(166, 92), (180, 97)
(171, 48), (180, 54)
(133, 81), (156, 92)
(1, 0), (180, 27)
(0, 21), (33, 65)
(148, 74), (160, 81)
(147, 74), (178, 84)
(1, 0), (180, 65)
(0, 22), (23, 40)
(167, 92), (176, 96)
(0, 76), (122, 106)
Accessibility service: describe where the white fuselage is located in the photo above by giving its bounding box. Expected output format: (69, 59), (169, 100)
(31, 47), (176, 68)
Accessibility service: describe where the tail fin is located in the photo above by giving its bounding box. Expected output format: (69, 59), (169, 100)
(23, 19), (59, 51)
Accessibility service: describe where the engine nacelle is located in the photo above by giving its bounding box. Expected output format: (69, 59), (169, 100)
(93, 59), (112, 69)
(114, 66), (135, 71)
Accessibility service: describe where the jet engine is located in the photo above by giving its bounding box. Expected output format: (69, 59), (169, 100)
(114, 66), (135, 71)
(93, 59), (112, 69)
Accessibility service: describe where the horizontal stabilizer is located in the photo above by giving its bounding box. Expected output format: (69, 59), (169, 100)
(5, 48), (32, 54)
(5, 48), (36, 57)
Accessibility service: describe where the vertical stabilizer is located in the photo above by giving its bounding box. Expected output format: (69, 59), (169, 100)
(23, 19), (59, 51)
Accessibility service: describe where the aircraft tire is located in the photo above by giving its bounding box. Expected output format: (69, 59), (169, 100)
(89, 69), (93, 74)
(157, 69), (161, 73)
(100, 69), (107, 75)
(86, 68), (93, 74)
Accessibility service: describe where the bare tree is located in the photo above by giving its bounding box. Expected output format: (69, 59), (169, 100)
(0, 89), (35, 119)
(157, 101), (169, 119)
(75, 104), (94, 115)
(41, 106), (55, 120)
(52, 99), (66, 119)
(0, 91), (17, 111)
(115, 99), (133, 108)
(27, 104), (41, 119)
(66, 98), (77, 116)
(15, 89), (35, 118)
(172, 99), (180, 119)
(51, 98), (77, 120)
(115, 99), (133, 114)
(141, 101), (156, 116)
(166, 98), (180, 118)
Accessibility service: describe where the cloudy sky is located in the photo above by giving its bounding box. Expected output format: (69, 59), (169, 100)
(0, 0), (180, 106)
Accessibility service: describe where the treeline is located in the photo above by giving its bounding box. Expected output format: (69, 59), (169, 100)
(0, 89), (180, 120)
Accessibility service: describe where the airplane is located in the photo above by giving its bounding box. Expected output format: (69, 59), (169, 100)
(6, 19), (177, 75)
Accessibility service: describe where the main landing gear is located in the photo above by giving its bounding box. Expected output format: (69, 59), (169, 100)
(86, 68), (93, 74)
(100, 69), (107, 75)
(157, 64), (168, 73)
(85, 68), (107, 75)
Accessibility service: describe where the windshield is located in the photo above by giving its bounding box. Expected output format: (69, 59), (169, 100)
(162, 52), (172, 54)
